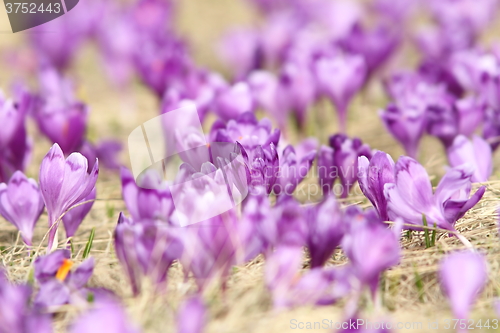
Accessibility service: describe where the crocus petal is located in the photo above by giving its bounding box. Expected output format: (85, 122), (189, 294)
(439, 251), (488, 320)
(177, 296), (206, 333)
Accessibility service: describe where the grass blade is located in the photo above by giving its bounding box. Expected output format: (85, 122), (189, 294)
(82, 228), (95, 259)
(422, 215), (430, 248)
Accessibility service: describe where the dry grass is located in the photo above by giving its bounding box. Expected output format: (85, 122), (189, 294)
(1, 0), (500, 332)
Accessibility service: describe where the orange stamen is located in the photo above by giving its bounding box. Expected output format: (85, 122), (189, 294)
(55, 259), (73, 281)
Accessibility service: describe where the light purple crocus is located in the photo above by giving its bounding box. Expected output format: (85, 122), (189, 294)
(0, 271), (53, 333)
(62, 188), (96, 240)
(213, 82), (255, 122)
(447, 135), (492, 183)
(39, 143), (98, 250)
(314, 52), (367, 132)
(177, 296), (206, 333)
(121, 168), (174, 223)
(273, 145), (316, 196)
(218, 28), (261, 79)
(114, 214), (183, 295)
(379, 103), (427, 159)
(305, 194), (345, 268)
(439, 251), (488, 321)
(318, 134), (372, 198)
(177, 211), (237, 290)
(247, 70), (286, 129)
(358, 151), (395, 221)
(384, 156), (486, 231)
(0, 92), (31, 183)
(278, 60), (317, 127)
(70, 300), (141, 333)
(34, 250), (98, 309)
(0, 171), (44, 246)
(342, 207), (401, 298)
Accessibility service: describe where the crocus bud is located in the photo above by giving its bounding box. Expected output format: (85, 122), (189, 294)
(314, 52), (366, 132)
(213, 82), (255, 122)
(0, 171), (44, 246)
(177, 296), (206, 333)
(447, 135), (492, 183)
(439, 251), (487, 321)
(358, 151), (395, 221)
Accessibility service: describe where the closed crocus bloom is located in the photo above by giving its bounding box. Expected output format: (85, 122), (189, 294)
(120, 168), (174, 223)
(218, 28), (261, 79)
(342, 208), (401, 297)
(439, 251), (488, 321)
(35, 103), (88, 155)
(358, 151), (395, 221)
(278, 61), (317, 127)
(384, 156), (485, 231)
(245, 143), (279, 195)
(213, 82), (255, 122)
(314, 52), (367, 132)
(62, 187), (96, 239)
(319, 134), (372, 198)
(178, 212), (237, 290)
(114, 214), (183, 295)
(305, 194), (345, 268)
(70, 300), (141, 333)
(273, 145), (316, 196)
(0, 272), (53, 333)
(177, 296), (206, 333)
(339, 24), (399, 77)
(0, 171), (44, 246)
(379, 103), (427, 159)
(39, 144), (98, 250)
(447, 135), (492, 183)
(0, 92), (22, 149)
(247, 70), (286, 128)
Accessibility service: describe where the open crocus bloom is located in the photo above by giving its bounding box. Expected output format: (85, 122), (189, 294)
(384, 156), (485, 231)
(447, 135), (492, 183)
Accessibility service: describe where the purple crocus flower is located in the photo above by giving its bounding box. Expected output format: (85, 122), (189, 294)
(0, 271), (53, 333)
(114, 214), (183, 295)
(218, 28), (261, 79)
(0, 171), (44, 246)
(305, 194), (345, 268)
(338, 24), (399, 77)
(384, 156), (486, 231)
(278, 60), (317, 127)
(483, 107), (500, 151)
(439, 250), (488, 321)
(342, 207), (401, 297)
(358, 151), (395, 221)
(121, 167), (174, 223)
(94, 140), (122, 170)
(34, 250), (98, 309)
(39, 143), (98, 250)
(447, 135), (492, 183)
(33, 67), (89, 154)
(177, 296), (206, 333)
(244, 143), (279, 195)
(213, 82), (255, 122)
(247, 70), (286, 128)
(70, 300), (141, 333)
(177, 212), (237, 290)
(0, 91), (31, 183)
(210, 112), (280, 155)
(62, 188), (96, 240)
(379, 103), (427, 159)
(318, 134), (372, 198)
(314, 52), (367, 132)
(273, 145), (316, 196)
